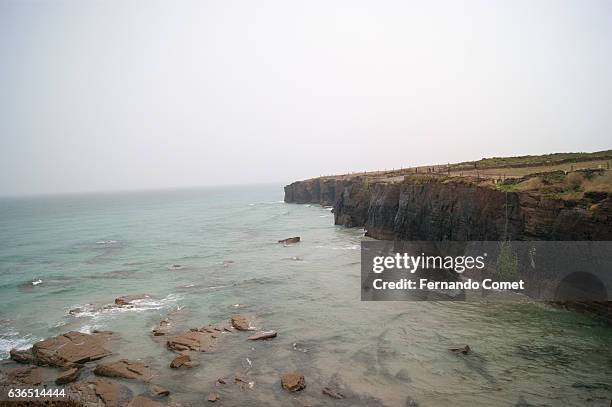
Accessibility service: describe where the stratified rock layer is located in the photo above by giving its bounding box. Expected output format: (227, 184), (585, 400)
(285, 176), (612, 241)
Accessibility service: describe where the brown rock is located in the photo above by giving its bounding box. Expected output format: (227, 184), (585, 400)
(230, 315), (252, 331)
(31, 331), (112, 367)
(93, 378), (133, 407)
(56, 367), (80, 385)
(281, 373), (305, 392)
(167, 330), (216, 352)
(68, 382), (100, 405)
(127, 395), (164, 407)
(169, 354), (190, 369)
(6, 366), (43, 385)
(247, 330), (277, 341)
(9, 348), (33, 364)
(94, 359), (153, 381)
(322, 387), (344, 399)
(216, 377), (227, 385)
(207, 392), (220, 402)
(278, 236), (300, 244)
(150, 385), (170, 397)
(448, 344), (471, 354)
(115, 294), (151, 306)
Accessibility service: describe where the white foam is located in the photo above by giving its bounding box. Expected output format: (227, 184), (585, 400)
(0, 329), (38, 360)
(31, 279), (43, 286)
(96, 240), (118, 245)
(66, 294), (182, 324)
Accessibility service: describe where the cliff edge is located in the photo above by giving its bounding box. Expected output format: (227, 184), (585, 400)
(284, 151), (612, 241)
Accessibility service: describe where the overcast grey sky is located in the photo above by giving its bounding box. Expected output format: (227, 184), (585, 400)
(0, 0), (610, 196)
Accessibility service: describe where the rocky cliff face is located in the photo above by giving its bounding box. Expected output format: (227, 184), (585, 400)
(284, 176), (612, 241)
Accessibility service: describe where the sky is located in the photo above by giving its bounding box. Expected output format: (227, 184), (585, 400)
(0, 0), (611, 196)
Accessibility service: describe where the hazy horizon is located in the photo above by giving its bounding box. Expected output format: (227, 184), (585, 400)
(1, 0), (611, 197)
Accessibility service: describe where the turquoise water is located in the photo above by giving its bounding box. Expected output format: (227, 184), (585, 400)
(0, 185), (610, 406)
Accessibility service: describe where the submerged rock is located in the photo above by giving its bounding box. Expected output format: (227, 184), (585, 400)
(167, 330), (216, 352)
(30, 331), (112, 367)
(150, 385), (170, 397)
(247, 330), (277, 341)
(115, 294), (151, 306)
(94, 359), (153, 381)
(322, 386), (344, 399)
(56, 367), (81, 385)
(278, 237), (300, 245)
(448, 344), (471, 354)
(281, 373), (306, 392)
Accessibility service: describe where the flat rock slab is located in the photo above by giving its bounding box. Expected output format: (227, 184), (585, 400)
(127, 395), (164, 407)
(94, 359), (153, 381)
(167, 330), (216, 352)
(68, 379), (133, 407)
(3, 366), (43, 386)
(247, 330), (277, 341)
(31, 331), (112, 367)
(281, 373), (306, 392)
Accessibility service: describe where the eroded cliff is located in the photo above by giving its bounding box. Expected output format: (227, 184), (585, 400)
(284, 172), (612, 241)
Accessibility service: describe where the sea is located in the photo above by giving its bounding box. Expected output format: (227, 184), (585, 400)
(0, 184), (610, 406)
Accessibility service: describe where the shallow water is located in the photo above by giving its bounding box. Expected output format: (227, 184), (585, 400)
(0, 185), (610, 406)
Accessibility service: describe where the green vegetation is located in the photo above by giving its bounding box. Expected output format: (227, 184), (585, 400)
(453, 150), (612, 171)
(494, 169), (611, 201)
(495, 241), (519, 281)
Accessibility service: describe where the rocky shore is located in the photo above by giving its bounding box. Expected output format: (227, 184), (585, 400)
(0, 294), (352, 407)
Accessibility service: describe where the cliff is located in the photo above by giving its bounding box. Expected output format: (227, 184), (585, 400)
(284, 171), (612, 241)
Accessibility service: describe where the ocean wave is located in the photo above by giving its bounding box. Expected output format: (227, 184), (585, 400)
(0, 329), (39, 360)
(31, 279), (43, 286)
(66, 294), (182, 323)
(96, 240), (118, 245)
